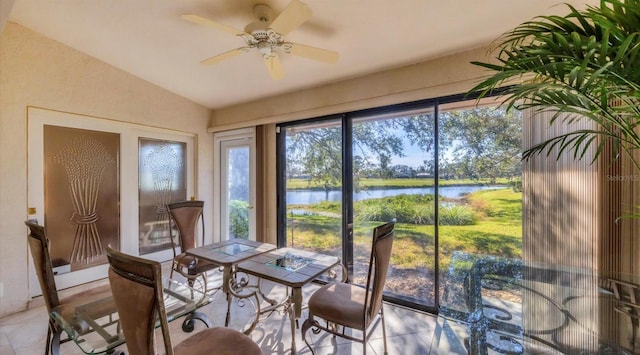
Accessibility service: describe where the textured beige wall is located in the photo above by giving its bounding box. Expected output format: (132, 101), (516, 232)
(0, 22), (213, 317)
(210, 47), (494, 131)
(0, 0), (15, 32)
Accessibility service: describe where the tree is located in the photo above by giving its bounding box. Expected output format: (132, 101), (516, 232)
(470, 0), (640, 165)
(286, 125), (343, 198)
(286, 108), (523, 188)
(353, 119), (406, 180)
(229, 200), (249, 239)
(391, 164), (417, 178)
(228, 147), (249, 201)
(287, 120), (410, 193)
(439, 107), (522, 182)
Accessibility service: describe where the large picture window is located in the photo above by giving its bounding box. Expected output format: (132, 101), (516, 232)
(277, 94), (523, 310)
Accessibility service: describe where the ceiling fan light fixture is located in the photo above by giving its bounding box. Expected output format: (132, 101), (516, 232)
(257, 41), (273, 55)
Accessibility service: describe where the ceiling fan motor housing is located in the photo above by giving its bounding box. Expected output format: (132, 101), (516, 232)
(245, 3), (284, 44)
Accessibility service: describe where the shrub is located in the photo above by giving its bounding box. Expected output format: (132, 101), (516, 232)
(509, 179), (522, 192)
(353, 194), (476, 226)
(229, 200), (249, 238)
(439, 204), (477, 225)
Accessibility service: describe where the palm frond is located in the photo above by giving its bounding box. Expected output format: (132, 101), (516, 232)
(470, 0), (640, 166)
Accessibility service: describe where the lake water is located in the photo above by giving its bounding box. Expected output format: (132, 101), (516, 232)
(286, 185), (506, 205)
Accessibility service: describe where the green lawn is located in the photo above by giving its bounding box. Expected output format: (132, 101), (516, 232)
(439, 189), (522, 266)
(286, 188), (522, 270)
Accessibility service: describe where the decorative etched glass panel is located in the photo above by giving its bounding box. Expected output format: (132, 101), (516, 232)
(138, 138), (187, 254)
(44, 125), (120, 272)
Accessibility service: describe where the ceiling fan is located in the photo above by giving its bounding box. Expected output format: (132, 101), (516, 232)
(182, 0), (339, 80)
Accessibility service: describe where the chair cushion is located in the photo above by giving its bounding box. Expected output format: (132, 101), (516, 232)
(174, 327), (262, 355)
(55, 284), (116, 333)
(308, 282), (367, 330)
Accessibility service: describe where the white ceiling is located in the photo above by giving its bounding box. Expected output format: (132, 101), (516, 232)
(8, 0), (597, 110)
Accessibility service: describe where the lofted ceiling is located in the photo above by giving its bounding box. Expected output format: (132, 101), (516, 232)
(7, 0), (597, 110)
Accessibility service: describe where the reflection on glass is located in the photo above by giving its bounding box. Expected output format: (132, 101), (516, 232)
(226, 147), (250, 239)
(437, 101), (523, 305)
(283, 120), (343, 258)
(352, 110), (436, 307)
(138, 138), (186, 255)
(435, 252), (634, 354)
(267, 253), (313, 271)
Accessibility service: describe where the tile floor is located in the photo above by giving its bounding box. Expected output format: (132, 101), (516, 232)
(0, 270), (437, 355)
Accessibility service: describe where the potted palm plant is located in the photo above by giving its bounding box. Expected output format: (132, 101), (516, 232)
(470, 0), (640, 218)
(470, 5), (638, 352)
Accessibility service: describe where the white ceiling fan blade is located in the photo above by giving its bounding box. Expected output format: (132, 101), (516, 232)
(201, 48), (248, 65)
(287, 43), (339, 63)
(181, 14), (247, 36)
(264, 54), (285, 80)
(268, 0), (312, 35)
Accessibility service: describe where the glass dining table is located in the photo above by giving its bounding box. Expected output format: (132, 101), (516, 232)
(187, 240), (343, 354)
(236, 247), (342, 354)
(430, 251), (639, 354)
(186, 238), (277, 326)
(50, 277), (212, 355)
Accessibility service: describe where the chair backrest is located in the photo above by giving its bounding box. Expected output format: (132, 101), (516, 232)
(25, 220), (60, 313)
(167, 200), (204, 256)
(364, 221), (395, 322)
(106, 247), (173, 355)
(610, 278), (639, 306)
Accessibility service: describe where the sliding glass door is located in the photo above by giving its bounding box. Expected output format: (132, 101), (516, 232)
(279, 109), (438, 308)
(280, 119), (343, 259)
(351, 109), (436, 307)
(436, 101), (523, 302)
(277, 95), (522, 311)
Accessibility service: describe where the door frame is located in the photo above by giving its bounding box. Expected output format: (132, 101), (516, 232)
(27, 107), (196, 296)
(213, 128), (256, 242)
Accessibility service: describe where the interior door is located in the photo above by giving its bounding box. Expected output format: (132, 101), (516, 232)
(217, 131), (256, 241)
(27, 108), (195, 296)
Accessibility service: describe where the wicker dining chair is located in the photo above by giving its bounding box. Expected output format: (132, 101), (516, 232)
(25, 220), (116, 355)
(106, 246), (262, 355)
(167, 200), (218, 291)
(301, 221), (395, 355)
